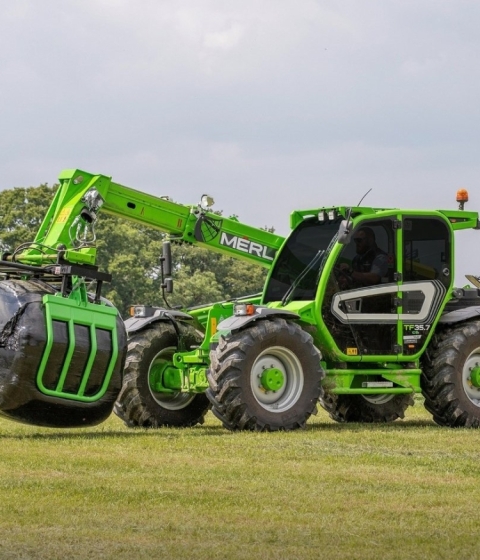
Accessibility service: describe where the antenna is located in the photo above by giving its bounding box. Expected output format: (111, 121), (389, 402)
(338, 188), (373, 245)
(347, 188), (373, 227)
(356, 188), (372, 208)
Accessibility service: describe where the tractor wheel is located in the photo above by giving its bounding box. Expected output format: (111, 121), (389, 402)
(114, 323), (210, 428)
(206, 318), (324, 431)
(320, 391), (414, 423)
(422, 320), (480, 427)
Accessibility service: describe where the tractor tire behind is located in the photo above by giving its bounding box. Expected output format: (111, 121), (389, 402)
(114, 322), (210, 428)
(320, 391), (414, 423)
(207, 318), (324, 431)
(422, 320), (480, 427)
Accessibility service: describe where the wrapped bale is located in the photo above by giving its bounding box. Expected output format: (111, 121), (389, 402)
(0, 279), (127, 427)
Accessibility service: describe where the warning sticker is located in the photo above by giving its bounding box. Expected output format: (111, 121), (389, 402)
(56, 208), (71, 224)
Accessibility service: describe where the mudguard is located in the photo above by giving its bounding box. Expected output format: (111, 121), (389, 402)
(439, 306), (480, 324)
(217, 306), (299, 335)
(440, 288), (480, 324)
(125, 308), (193, 334)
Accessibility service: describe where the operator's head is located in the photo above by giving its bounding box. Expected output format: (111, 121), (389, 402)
(353, 226), (376, 255)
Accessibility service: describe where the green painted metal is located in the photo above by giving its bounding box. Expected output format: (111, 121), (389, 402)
(289, 205), (479, 232)
(260, 368), (285, 392)
(325, 368), (422, 395)
(36, 293), (119, 402)
(19, 169), (285, 269)
(334, 388), (414, 395)
(150, 362), (182, 393)
(470, 366), (480, 388)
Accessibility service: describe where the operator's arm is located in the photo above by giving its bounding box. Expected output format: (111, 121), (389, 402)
(351, 253), (388, 287)
(351, 269), (381, 286)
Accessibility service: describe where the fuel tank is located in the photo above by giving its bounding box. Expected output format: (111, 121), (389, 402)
(0, 279), (127, 428)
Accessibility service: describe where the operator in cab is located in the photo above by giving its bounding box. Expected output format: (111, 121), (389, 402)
(350, 226), (388, 286)
(338, 226), (388, 288)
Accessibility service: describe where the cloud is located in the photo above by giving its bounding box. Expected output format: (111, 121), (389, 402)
(0, 1), (479, 283)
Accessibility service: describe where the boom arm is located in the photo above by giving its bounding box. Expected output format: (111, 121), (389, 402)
(13, 169), (285, 269)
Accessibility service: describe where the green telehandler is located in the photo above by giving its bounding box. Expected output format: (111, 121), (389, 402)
(0, 170), (479, 431)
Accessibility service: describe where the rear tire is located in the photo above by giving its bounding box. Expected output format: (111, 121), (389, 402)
(422, 320), (480, 427)
(320, 391), (414, 423)
(114, 323), (210, 428)
(206, 318), (324, 431)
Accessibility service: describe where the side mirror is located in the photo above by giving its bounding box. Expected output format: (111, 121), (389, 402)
(161, 240), (173, 294)
(162, 240), (172, 276)
(337, 220), (352, 245)
(164, 278), (173, 294)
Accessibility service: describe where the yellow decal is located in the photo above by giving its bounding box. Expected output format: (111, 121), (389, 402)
(210, 317), (217, 335)
(56, 208), (71, 223)
(346, 347), (358, 356)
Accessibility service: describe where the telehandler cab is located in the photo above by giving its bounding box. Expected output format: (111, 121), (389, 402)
(0, 169), (479, 431)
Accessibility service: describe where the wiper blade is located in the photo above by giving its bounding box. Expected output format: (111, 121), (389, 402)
(281, 250), (325, 307)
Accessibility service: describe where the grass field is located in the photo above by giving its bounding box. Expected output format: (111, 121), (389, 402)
(1, 397), (479, 560)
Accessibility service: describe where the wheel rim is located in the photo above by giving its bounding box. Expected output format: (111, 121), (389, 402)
(362, 394), (395, 405)
(250, 346), (304, 413)
(149, 347), (195, 410)
(462, 347), (480, 407)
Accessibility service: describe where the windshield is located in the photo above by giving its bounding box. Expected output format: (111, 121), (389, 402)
(263, 217), (340, 303)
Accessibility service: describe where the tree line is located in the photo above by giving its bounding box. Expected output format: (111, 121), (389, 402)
(0, 183), (267, 316)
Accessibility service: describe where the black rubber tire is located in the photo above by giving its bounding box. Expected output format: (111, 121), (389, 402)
(206, 318), (324, 431)
(320, 391), (414, 423)
(421, 320), (480, 427)
(114, 322), (210, 428)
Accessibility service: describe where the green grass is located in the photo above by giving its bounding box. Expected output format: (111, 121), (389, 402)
(1, 398), (480, 559)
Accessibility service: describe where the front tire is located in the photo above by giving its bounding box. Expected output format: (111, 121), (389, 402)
(422, 320), (480, 427)
(320, 392), (414, 423)
(114, 323), (210, 428)
(206, 318), (324, 431)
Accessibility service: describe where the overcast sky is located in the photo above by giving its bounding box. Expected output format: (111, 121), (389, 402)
(1, 1), (479, 283)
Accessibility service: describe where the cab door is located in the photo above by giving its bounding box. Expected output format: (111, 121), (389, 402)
(323, 215), (452, 360)
(324, 217), (399, 358)
(399, 216), (452, 356)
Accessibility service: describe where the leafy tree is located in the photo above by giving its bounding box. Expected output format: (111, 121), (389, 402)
(167, 244), (267, 306)
(94, 220), (268, 314)
(0, 184), (57, 249)
(94, 215), (164, 313)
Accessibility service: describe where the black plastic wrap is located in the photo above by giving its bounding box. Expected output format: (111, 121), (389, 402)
(0, 279), (127, 428)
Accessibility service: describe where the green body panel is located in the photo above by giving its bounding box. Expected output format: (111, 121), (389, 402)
(323, 367), (422, 395)
(470, 367), (480, 388)
(289, 205), (478, 232)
